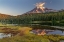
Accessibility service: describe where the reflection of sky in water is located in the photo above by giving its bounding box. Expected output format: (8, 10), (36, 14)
(60, 40), (64, 42)
(46, 30), (64, 35)
(31, 29), (64, 35)
(0, 33), (11, 39)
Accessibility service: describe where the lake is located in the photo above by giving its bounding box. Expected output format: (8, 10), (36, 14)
(0, 33), (11, 39)
(30, 25), (64, 35)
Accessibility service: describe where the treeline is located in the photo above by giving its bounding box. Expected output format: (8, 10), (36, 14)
(0, 10), (64, 26)
(17, 10), (64, 26)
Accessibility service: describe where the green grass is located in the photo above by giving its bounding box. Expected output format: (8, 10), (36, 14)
(0, 34), (50, 42)
(0, 34), (64, 42)
(0, 26), (63, 42)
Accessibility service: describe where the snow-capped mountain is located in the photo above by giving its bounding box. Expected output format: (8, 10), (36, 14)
(26, 2), (58, 13)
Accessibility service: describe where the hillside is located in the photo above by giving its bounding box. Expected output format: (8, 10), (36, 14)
(17, 10), (64, 26)
(0, 10), (64, 26)
(0, 13), (11, 19)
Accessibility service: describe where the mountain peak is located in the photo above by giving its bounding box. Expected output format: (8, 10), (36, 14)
(26, 2), (58, 13)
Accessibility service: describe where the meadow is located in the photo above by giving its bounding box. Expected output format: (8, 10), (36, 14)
(0, 25), (63, 42)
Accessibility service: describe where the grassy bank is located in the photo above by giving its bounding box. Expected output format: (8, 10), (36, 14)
(0, 26), (63, 42)
(0, 34), (64, 42)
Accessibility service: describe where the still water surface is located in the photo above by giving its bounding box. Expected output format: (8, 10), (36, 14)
(0, 33), (11, 39)
(30, 25), (64, 35)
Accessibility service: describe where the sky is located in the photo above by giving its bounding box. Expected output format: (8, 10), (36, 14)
(0, 0), (64, 16)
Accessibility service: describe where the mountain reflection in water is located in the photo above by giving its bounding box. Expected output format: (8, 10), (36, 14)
(31, 29), (64, 35)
